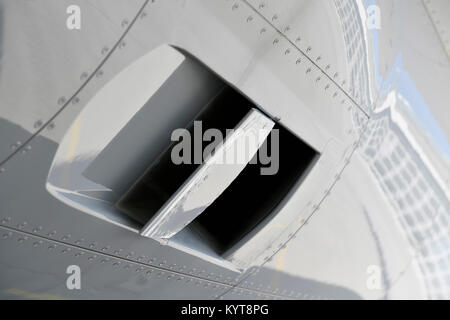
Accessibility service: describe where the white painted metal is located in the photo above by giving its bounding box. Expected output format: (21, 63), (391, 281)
(0, 0), (448, 300)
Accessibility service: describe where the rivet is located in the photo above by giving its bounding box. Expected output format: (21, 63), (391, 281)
(70, 96), (80, 105)
(306, 68), (311, 74)
(140, 11), (147, 19)
(260, 28), (266, 34)
(96, 70), (104, 78)
(80, 72), (88, 80)
(273, 38), (279, 45)
(121, 19), (129, 28)
(101, 47), (109, 55)
(1, 217), (10, 224)
(34, 120), (43, 129)
(285, 49), (290, 55)
(272, 14), (278, 21)
(296, 58), (301, 64)
(246, 16), (253, 23)
(119, 41), (126, 49)
(232, 3), (239, 10)
(47, 122), (55, 130)
(32, 226), (42, 233)
(57, 97), (66, 105)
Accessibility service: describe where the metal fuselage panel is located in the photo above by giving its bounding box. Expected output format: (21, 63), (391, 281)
(0, 0), (448, 300)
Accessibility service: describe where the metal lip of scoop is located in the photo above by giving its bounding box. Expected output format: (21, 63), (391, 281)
(140, 108), (275, 239)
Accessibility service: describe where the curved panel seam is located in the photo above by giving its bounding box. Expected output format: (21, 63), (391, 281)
(0, 0), (150, 167)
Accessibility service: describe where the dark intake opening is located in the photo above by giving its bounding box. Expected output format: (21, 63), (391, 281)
(116, 82), (318, 257)
(116, 87), (252, 225)
(190, 124), (318, 255)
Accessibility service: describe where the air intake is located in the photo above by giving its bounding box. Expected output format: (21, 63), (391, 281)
(117, 85), (317, 255)
(47, 45), (318, 271)
(190, 123), (317, 255)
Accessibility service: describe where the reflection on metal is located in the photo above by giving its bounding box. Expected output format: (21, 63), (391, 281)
(0, 0), (449, 300)
(334, 0), (373, 112)
(356, 0), (450, 299)
(361, 97), (450, 299)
